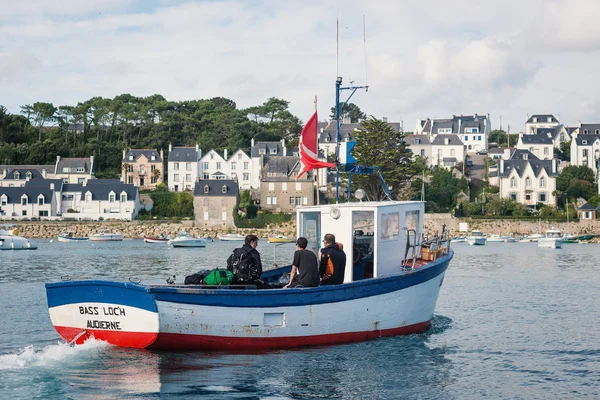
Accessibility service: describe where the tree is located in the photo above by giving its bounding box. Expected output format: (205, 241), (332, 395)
(555, 140), (571, 161)
(351, 117), (424, 201)
(557, 165), (596, 200)
(411, 167), (469, 212)
(489, 129), (517, 147)
(330, 103), (366, 123)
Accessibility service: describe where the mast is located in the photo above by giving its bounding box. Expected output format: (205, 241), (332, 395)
(315, 95), (320, 206)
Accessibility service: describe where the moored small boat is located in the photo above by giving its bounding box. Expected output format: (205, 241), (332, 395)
(144, 236), (170, 244)
(168, 231), (206, 247)
(218, 233), (245, 241)
(267, 235), (296, 243)
(538, 229), (562, 249)
(0, 225), (37, 250)
(89, 230), (123, 242)
(487, 234), (506, 243)
(466, 230), (487, 246)
(57, 232), (89, 243)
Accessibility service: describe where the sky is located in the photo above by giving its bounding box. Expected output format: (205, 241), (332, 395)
(1, 0), (600, 133)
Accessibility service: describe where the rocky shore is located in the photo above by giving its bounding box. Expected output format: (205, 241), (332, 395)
(10, 220), (297, 240)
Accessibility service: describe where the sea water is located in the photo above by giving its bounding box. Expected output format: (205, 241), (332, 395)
(0, 239), (599, 399)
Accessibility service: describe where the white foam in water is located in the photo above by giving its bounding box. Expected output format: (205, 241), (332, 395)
(204, 386), (237, 392)
(0, 338), (110, 370)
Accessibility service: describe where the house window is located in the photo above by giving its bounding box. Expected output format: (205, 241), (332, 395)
(62, 194), (74, 201)
(295, 182), (301, 191)
(121, 193), (127, 202)
(231, 162), (236, 170)
(109, 194), (115, 202)
(127, 165), (133, 172)
(544, 147), (549, 155)
(222, 211), (227, 221)
(415, 139), (420, 145)
(151, 165), (156, 172)
(78, 178), (85, 184)
(204, 185), (209, 194)
(203, 173), (210, 179)
(303, 197), (308, 205)
(204, 211), (209, 221)
(509, 192), (517, 201)
(174, 163), (180, 170)
(583, 149), (588, 157)
(238, 153), (242, 160)
(203, 162), (209, 170)
(222, 185), (227, 193)
(437, 149), (442, 159)
(478, 136), (482, 141)
(77, 167), (84, 173)
(244, 162), (249, 170)
(525, 177), (531, 187)
(539, 192), (547, 202)
(1, 197), (6, 206)
(266, 197), (272, 205)
(210, 153), (214, 159)
(151, 176), (157, 184)
(151, 155), (156, 161)
(63, 178), (68, 184)
(21, 197), (27, 205)
(243, 173), (249, 181)
(525, 193), (531, 201)
(26, 171), (32, 179)
(39, 210), (48, 217)
(282, 182), (287, 191)
(272, 197), (277, 205)
(420, 149), (425, 156)
(464, 136), (468, 141)
(22, 210), (27, 216)
(270, 148), (277, 155)
(86, 193), (92, 202)
(38, 196), (44, 206)
(140, 165), (145, 174)
(186, 163), (191, 171)
(14, 171), (20, 179)
(129, 155), (134, 161)
(451, 149), (455, 157)
(510, 177), (516, 188)
(174, 174), (179, 182)
(62, 167), (69, 173)
(216, 162), (221, 170)
(128, 176), (133, 184)
(268, 182), (275, 191)
(186, 174), (191, 181)
(540, 177), (546, 187)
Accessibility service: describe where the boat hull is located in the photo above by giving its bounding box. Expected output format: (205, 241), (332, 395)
(144, 237), (169, 244)
(168, 238), (206, 247)
(538, 238), (563, 249)
(46, 251), (452, 350)
(467, 238), (486, 246)
(89, 234), (123, 242)
(0, 235), (38, 250)
(267, 237), (295, 243)
(57, 235), (89, 243)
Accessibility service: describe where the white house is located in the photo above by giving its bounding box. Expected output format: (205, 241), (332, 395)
(524, 114), (560, 135)
(200, 149), (229, 181)
(430, 135), (465, 169)
(517, 134), (554, 160)
(168, 144), (201, 192)
(53, 156), (95, 184)
(227, 149), (253, 190)
(535, 125), (570, 149)
(404, 135), (432, 163)
(0, 182), (58, 218)
(496, 153), (558, 206)
(415, 114), (490, 153)
(570, 134), (600, 193)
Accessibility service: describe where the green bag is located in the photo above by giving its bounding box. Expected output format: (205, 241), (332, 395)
(203, 268), (234, 285)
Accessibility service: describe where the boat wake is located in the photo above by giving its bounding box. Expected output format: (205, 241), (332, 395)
(0, 338), (109, 370)
(426, 315), (453, 335)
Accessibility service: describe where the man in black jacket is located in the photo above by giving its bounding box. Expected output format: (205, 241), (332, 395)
(227, 234), (268, 287)
(319, 233), (347, 285)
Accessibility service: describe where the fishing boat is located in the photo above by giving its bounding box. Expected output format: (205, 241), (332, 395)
(44, 74), (454, 350)
(538, 229), (563, 249)
(168, 231), (206, 248)
(528, 233), (545, 242)
(218, 233), (245, 242)
(562, 234), (577, 244)
(0, 225), (37, 250)
(57, 232), (89, 243)
(144, 235), (170, 244)
(89, 230), (123, 242)
(45, 200), (453, 350)
(466, 230), (487, 246)
(452, 236), (467, 243)
(487, 234), (506, 243)
(267, 235), (296, 244)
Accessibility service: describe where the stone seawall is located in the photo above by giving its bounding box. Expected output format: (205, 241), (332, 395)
(425, 214), (600, 236)
(10, 221), (297, 239)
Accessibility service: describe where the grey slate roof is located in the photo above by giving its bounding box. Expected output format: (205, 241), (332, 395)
(420, 114), (489, 134)
(262, 156), (312, 181)
(169, 147), (199, 162)
(63, 183), (84, 192)
(24, 179), (63, 191)
(193, 179), (239, 197)
(57, 157), (92, 174)
(574, 134), (600, 145)
(0, 186), (55, 204)
(404, 135), (431, 145)
(124, 149), (162, 162)
(0, 164), (54, 176)
(431, 134), (464, 146)
(526, 114), (559, 124)
(520, 134), (553, 145)
(578, 202), (596, 211)
(510, 149), (539, 160)
(489, 147), (508, 154)
(251, 141), (285, 157)
(579, 124), (600, 135)
(2, 168), (45, 181)
(498, 159), (557, 178)
(77, 181), (138, 201)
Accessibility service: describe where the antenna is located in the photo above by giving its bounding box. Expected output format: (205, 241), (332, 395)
(363, 15), (368, 88)
(336, 3), (339, 78)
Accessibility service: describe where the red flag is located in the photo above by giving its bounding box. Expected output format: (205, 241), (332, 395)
(296, 112), (336, 179)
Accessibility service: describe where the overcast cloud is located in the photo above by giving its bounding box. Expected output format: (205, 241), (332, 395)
(1, 0), (599, 132)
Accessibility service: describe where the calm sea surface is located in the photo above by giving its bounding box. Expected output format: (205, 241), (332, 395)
(0, 239), (599, 399)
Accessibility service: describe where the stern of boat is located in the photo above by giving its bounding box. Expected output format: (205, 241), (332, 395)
(45, 280), (160, 348)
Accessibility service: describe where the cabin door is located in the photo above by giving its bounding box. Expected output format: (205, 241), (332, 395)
(299, 212), (321, 257)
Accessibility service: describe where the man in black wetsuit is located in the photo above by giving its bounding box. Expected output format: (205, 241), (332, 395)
(319, 233), (347, 285)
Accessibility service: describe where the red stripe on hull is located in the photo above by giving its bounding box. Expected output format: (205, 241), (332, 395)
(149, 320), (431, 350)
(54, 326), (158, 348)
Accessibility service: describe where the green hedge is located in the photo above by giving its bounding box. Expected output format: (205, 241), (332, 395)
(148, 192), (194, 218)
(233, 207), (292, 228)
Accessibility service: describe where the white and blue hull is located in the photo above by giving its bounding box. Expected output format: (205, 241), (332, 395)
(467, 237), (486, 246)
(46, 251), (452, 350)
(538, 238), (562, 249)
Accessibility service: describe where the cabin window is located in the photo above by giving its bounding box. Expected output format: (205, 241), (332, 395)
(381, 212), (400, 241)
(353, 211), (375, 280)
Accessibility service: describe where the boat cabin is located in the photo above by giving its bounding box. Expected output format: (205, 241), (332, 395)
(296, 201), (424, 283)
(545, 230), (561, 239)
